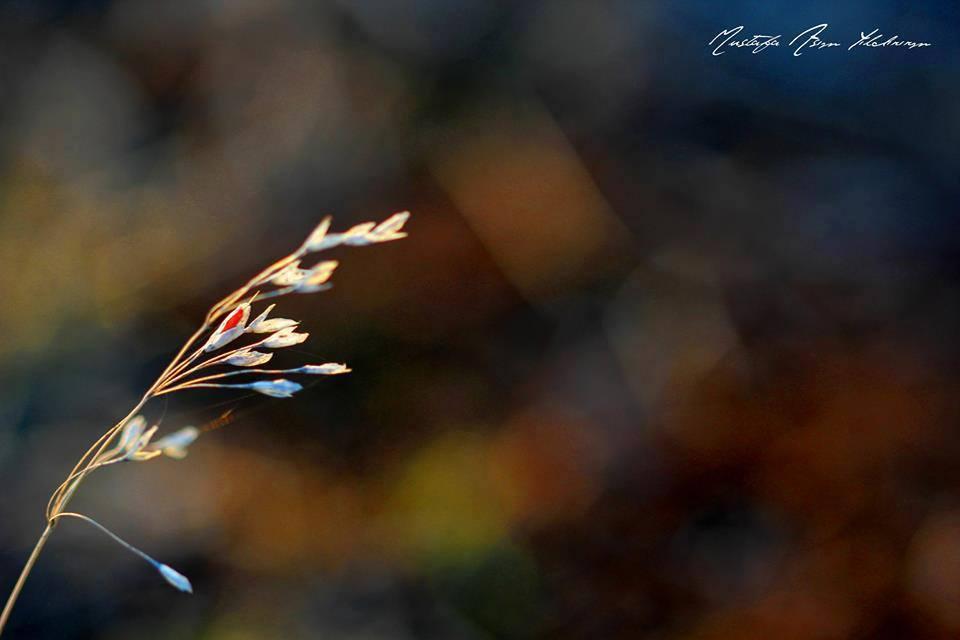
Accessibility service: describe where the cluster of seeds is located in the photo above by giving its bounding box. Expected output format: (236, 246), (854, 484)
(38, 212), (410, 596)
(152, 210), (409, 401)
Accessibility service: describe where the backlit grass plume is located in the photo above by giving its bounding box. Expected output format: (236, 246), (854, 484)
(0, 212), (410, 635)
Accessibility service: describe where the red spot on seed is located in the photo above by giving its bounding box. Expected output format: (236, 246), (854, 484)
(223, 307), (244, 331)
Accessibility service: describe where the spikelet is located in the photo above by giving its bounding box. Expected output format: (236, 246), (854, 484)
(29, 213), (409, 613)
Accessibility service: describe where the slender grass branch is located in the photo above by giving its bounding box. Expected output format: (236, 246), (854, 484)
(48, 513), (159, 570)
(0, 212), (409, 636)
(0, 524), (54, 634)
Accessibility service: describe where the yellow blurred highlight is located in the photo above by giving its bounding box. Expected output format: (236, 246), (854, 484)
(0, 163), (235, 357)
(381, 432), (508, 562)
(203, 413), (604, 577)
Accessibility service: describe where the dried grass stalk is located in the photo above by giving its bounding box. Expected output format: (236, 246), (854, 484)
(0, 212), (410, 635)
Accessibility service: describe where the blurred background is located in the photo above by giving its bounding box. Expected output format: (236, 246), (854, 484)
(0, 1), (958, 638)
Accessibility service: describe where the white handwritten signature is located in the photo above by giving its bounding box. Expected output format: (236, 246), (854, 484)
(709, 24), (932, 57)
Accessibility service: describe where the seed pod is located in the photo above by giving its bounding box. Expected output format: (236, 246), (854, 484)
(157, 564), (193, 593)
(225, 350), (274, 367)
(262, 328), (309, 349)
(299, 363), (351, 375)
(149, 427), (200, 460)
(204, 304), (251, 352)
(303, 216), (333, 252)
(248, 379), (302, 398)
